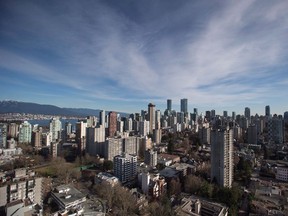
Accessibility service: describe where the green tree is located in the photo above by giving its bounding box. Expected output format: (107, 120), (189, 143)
(199, 181), (213, 198)
(103, 160), (113, 171)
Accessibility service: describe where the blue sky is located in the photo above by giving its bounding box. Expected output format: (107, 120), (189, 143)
(0, 0), (288, 116)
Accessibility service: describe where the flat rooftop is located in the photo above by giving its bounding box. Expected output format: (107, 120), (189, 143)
(52, 185), (86, 206)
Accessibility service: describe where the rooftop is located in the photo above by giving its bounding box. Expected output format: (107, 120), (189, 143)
(52, 184), (86, 206)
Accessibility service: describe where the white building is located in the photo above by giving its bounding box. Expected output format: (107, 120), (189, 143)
(276, 163), (288, 182)
(211, 128), (233, 188)
(50, 185), (86, 211)
(49, 117), (62, 142)
(139, 120), (150, 136)
(18, 121), (32, 144)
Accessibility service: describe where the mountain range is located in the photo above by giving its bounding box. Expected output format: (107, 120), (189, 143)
(0, 100), (129, 117)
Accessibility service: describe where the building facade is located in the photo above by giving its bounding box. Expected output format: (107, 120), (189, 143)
(113, 154), (137, 183)
(211, 128), (233, 188)
(18, 121), (32, 144)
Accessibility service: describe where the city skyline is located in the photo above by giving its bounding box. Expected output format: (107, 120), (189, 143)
(1, 1), (288, 114)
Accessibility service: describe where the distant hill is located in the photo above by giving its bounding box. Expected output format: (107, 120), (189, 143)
(0, 101), (129, 117)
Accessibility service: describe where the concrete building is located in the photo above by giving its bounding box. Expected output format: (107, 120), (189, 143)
(180, 98), (188, 114)
(211, 128), (233, 188)
(167, 99), (172, 111)
(104, 138), (123, 161)
(5, 199), (43, 216)
(51, 185), (86, 211)
(86, 116), (97, 128)
(108, 111), (117, 137)
(42, 132), (52, 147)
(99, 110), (106, 127)
(153, 128), (162, 144)
(144, 149), (157, 167)
(124, 118), (133, 132)
(95, 172), (119, 186)
(148, 103), (156, 135)
(123, 136), (140, 156)
(7, 123), (19, 139)
(276, 163), (288, 182)
(32, 127), (42, 149)
(117, 120), (124, 133)
(0, 169), (43, 208)
(0, 123), (7, 148)
(265, 105), (270, 117)
(139, 120), (149, 136)
(244, 107), (251, 123)
(113, 153), (137, 183)
(155, 110), (161, 126)
(138, 136), (152, 157)
(211, 110), (216, 118)
(139, 172), (166, 198)
(247, 124), (258, 144)
(86, 125), (105, 156)
(76, 121), (87, 154)
(49, 117), (62, 143)
(18, 121), (32, 144)
(64, 122), (73, 137)
(175, 196), (228, 216)
(199, 126), (211, 145)
(268, 115), (284, 144)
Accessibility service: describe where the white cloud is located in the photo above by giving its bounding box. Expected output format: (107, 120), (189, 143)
(1, 0), (288, 111)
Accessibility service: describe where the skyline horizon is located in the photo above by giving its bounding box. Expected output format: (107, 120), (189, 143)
(1, 1), (288, 115)
(1, 99), (286, 117)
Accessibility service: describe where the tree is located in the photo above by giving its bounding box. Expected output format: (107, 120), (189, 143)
(103, 160), (113, 171)
(93, 182), (114, 210)
(184, 175), (202, 194)
(93, 182), (138, 215)
(144, 193), (174, 216)
(213, 186), (243, 215)
(199, 181), (213, 198)
(168, 178), (182, 196)
(113, 185), (138, 215)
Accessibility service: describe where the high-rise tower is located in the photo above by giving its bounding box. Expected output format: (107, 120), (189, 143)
(211, 128), (233, 188)
(244, 107), (251, 123)
(114, 153), (137, 183)
(167, 99), (172, 111)
(108, 111), (117, 137)
(180, 98), (188, 114)
(265, 105), (270, 117)
(148, 103), (156, 134)
(0, 123), (7, 148)
(49, 117), (62, 142)
(19, 121), (32, 144)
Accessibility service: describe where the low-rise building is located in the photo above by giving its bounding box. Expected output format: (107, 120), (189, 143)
(139, 171), (166, 198)
(158, 154), (180, 166)
(95, 172), (119, 186)
(175, 196), (228, 216)
(5, 199), (42, 216)
(0, 168), (43, 207)
(50, 185), (86, 211)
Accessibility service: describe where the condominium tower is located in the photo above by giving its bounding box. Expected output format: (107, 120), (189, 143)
(211, 128), (233, 188)
(180, 98), (188, 114)
(148, 103), (156, 134)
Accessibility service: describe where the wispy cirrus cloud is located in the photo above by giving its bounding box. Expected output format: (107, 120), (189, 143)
(0, 0), (288, 113)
